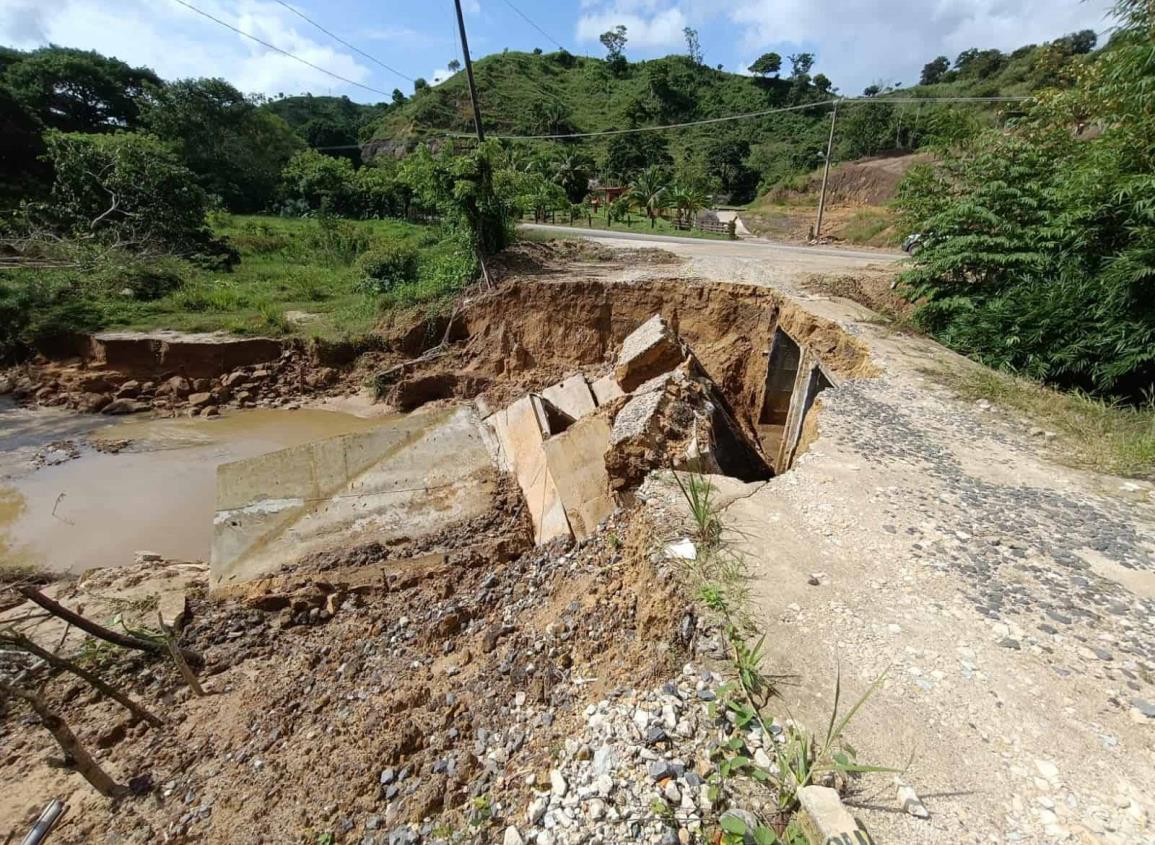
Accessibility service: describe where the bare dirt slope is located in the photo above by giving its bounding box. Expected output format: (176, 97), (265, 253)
(578, 234), (1155, 845)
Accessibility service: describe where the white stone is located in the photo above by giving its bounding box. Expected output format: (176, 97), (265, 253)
(550, 769), (569, 798)
(504, 827), (525, 845)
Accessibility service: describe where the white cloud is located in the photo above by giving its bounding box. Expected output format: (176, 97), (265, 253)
(429, 66), (452, 85)
(576, 1), (688, 49)
(728, 0), (1113, 91)
(0, 0), (387, 99)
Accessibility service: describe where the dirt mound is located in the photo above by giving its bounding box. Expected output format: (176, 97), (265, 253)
(377, 278), (874, 437)
(767, 152), (930, 207)
(0, 509), (691, 843)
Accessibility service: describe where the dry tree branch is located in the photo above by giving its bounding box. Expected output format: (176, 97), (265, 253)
(0, 679), (128, 799)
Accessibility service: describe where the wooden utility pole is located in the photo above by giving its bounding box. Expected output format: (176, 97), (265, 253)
(814, 100), (839, 241)
(453, 0), (485, 142)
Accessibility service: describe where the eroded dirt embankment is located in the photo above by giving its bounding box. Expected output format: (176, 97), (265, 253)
(381, 277), (874, 433)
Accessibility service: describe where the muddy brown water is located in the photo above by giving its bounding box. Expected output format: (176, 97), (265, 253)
(0, 398), (385, 573)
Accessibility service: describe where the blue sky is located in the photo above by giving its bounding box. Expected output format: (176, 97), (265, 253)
(0, 0), (1114, 102)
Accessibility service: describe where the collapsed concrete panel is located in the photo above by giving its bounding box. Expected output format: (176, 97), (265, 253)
(485, 396), (572, 544)
(613, 315), (685, 393)
(211, 405), (499, 588)
(542, 415), (614, 540)
(590, 374), (625, 406)
(90, 330), (283, 379)
(540, 373), (597, 421)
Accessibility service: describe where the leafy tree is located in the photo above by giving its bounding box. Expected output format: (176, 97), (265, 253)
(1061, 29), (1098, 54)
(862, 84), (881, 97)
(627, 166), (669, 228)
(895, 0), (1155, 398)
(920, 56), (950, 85)
(399, 142), (511, 255)
(39, 131), (222, 260)
(530, 100), (575, 136)
(813, 73), (833, 95)
(551, 152), (593, 203)
(142, 78), (302, 212)
(668, 183), (705, 227)
(0, 87), (48, 205)
(787, 52), (815, 78)
(684, 27), (702, 64)
(414, 78), (428, 92)
(391, 89), (407, 106)
(600, 25), (628, 61)
(447, 59), (462, 73)
(748, 52), (781, 77)
(2, 46), (160, 133)
(281, 148), (356, 213)
(603, 132), (672, 182)
(600, 25), (629, 75)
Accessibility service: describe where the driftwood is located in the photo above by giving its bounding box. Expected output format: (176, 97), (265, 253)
(156, 612), (205, 697)
(0, 629), (163, 727)
(16, 587), (201, 667)
(0, 680), (127, 799)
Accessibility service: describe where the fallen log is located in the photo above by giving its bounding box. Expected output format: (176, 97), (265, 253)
(16, 587), (202, 667)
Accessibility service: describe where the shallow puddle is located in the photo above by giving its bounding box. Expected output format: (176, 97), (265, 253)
(0, 401), (387, 573)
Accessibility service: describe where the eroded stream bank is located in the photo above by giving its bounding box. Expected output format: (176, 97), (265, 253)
(0, 244), (887, 844)
(0, 402), (387, 572)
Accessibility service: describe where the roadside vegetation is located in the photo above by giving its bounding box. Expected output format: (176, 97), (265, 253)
(667, 470), (891, 843)
(935, 366), (1155, 479)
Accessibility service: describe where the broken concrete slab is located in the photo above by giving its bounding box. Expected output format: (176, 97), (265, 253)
(89, 330), (283, 379)
(540, 374), (597, 421)
(485, 396), (571, 544)
(590, 374), (624, 406)
(542, 416), (614, 540)
(613, 315), (685, 393)
(797, 786), (873, 845)
(211, 405), (499, 588)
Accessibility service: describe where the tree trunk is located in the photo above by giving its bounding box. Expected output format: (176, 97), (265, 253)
(18, 587), (201, 667)
(0, 681), (128, 799)
(1, 631), (163, 727)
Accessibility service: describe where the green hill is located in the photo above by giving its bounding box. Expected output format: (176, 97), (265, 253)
(368, 33), (1098, 201)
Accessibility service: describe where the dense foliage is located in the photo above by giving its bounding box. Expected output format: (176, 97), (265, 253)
(896, 1), (1155, 400)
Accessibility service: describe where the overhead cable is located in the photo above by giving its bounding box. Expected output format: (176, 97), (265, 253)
(498, 0), (566, 52)
(271, 0), (415, 82)
(170, 0), (397, 97)
(453, 94), (1037, 141)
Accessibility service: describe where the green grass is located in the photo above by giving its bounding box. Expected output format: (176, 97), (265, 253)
(934, 366), (1155, 479)
(839, 208), (899, 245)
(104, 215), (450, 341)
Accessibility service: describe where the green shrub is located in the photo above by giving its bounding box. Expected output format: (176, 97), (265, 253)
(95, 254), (192, 301)
(356, 241), (419, 293)
(306, 214), (372, 265)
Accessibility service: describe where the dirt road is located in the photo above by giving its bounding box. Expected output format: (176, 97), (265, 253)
(520, 224), (899, 263)
(575, 233), (1155, 844)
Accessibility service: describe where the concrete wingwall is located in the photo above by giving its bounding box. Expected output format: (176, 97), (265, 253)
(211, 406), (500, 589)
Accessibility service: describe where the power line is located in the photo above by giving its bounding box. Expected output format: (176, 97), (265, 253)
(497, 0), (566, 52)
(169, 0), (398, 98)
(271, 0), (414, 83)
(315, 94), (1035, 150)
(454, 95), (1036, 141)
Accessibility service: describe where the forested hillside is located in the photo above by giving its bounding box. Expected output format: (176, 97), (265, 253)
(369, 29), (1098, 200)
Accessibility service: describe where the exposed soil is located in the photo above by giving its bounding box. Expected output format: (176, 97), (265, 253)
(1, 238), (891, 845)
(0, 505), (698, 843)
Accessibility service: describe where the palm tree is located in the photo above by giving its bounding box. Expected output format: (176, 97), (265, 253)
(668, 184), (706, 229)
(628, 167), (669, 228)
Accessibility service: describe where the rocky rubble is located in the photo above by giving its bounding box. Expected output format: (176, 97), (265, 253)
(505, 660), (789, 845)
(1, 347), (348, 418)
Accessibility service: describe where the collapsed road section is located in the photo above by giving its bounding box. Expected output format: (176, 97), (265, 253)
(1, 265), (878, 844)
